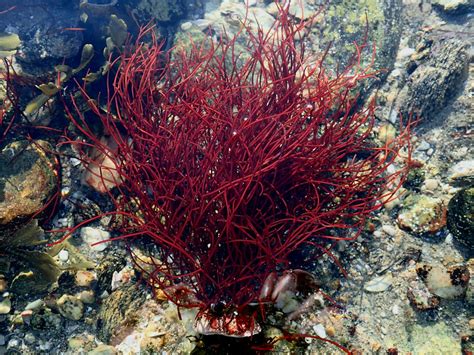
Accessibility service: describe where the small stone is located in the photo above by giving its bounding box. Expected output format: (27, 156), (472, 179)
(364, 273), (393, 293)
(180, 21), (192, 31)
(75, 270), (96, 287)
(422, 178), (439, 192)
(24, 333), (36, 344)
(21, 309), (33, 319)
(313, 324), (326, 338)
(0, 277), (7, 293)
(7, 338), (20, 349)
(469, 318), (474, 330)
(76, 290), (95, 304)
(80, 227), (110, 251)
(382, 225), (398, 237)
(57, 294), (84, 320)
(392, 304), (400, 315)
(399, 47), (415, 58)
(25, 299), (44, 311)
(58, 249), (69, 262)
(0, 298), (11, 314)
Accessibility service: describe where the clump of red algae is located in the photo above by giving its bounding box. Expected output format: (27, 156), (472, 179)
(56, 2), (410, 350)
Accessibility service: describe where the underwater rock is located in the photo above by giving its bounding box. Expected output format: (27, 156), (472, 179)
(397, 194), (446, 234)
(57, 294), (84, 321)
(447, 186), (474, 251)
(308, 0), (404, 82)
(97, 285), (197, 353)
(132, 0), (201, 24)
(0, 1), (83, 75)
(95, 253), (126, 295)
(0, 140), (58, 228)
(449, 160), (474, 187)
(432, 0), (474, 15)
(397, 39), (469, 120)
(417, 264), (470, 299)
(96, 284), (147, 343)
(407, 279), (440, 310)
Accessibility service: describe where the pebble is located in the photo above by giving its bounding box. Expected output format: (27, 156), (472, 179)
(24, 333), (36, 344)
(180, 21), (192, 31)
(80, 227), (110, 251)
(382, 225), (398, 237)
(364, 273), (394, 293)
(399, 47), (415, 58)
(7, 338), (20, 349)
(57, 295), (84, 320)
(75, 271), (96, 287)
(313, 324), (327, 339)
(422, 178), (439, 192)
(392, 304), (400, 315)
(76, 290), (95, 304)
(25, 299), (44, 311)
(58, 249), (69, 262)
(0, 298), (11, 314)
(469, 318), (474, 329)
(0, 278), (7, 293)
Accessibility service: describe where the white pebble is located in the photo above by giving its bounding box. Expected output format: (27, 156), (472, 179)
(423, 178), (439, 191)
(58, 249), (69, 262)
(364, 273), (394, 293)
(392, 304), (400, 315)
(80, 227), (110, 251)
(313, 324), (327, 338)
(25, 299), (44, 311)
(382, 225), (397, 237)
(399, 47), (415, 58)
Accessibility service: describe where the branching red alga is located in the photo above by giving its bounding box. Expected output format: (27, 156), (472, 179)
(58, 3), (410, 343)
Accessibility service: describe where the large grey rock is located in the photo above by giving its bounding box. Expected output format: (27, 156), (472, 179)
(432, 0), (474, 15)
(397, 39), (469, 121)
(308, 0), (404, 81)
(0, 1), (83, 74)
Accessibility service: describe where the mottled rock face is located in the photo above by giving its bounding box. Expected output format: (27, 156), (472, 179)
(447, 187), (474, 251)
(0, 2), (82, 74)
(308, 0), (404, 79)
(397, 39), (469, 121)
(0, 140), (58, 229)
(432, 0), (474, 15)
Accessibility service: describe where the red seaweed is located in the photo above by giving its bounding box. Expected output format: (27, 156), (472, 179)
(59, 3), (410, 342)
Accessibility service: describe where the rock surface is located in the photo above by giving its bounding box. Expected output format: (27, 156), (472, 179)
(397, 39), (469, 120)
(0, 140), (58, 230)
